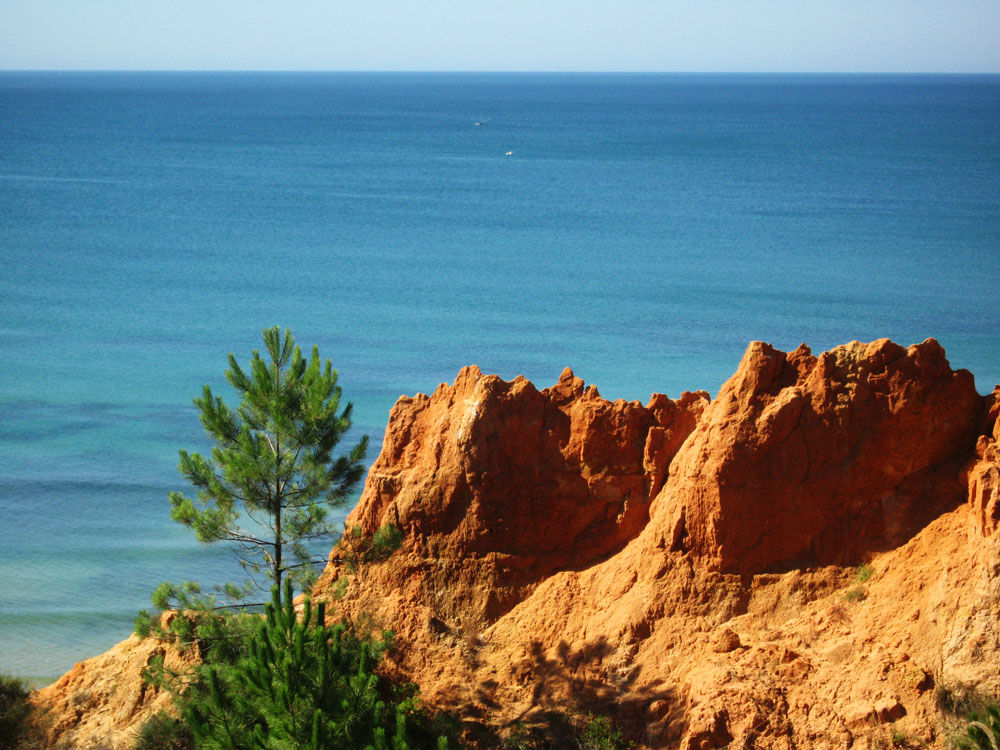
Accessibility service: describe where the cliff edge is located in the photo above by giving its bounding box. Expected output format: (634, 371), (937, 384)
(30, 339), (1000, 749)
(319, 338), (998, 749)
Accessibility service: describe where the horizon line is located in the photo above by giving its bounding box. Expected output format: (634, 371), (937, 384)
(3, 68), (1000, 76)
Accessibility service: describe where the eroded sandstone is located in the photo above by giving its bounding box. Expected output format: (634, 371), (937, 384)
(320, 339), (997, 749)
(319, 365), (708, 623)
(661, 338), (982, 574)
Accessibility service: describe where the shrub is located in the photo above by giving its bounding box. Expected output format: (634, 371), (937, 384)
(844, 585), (867, 603)
(498, 713), (633, 750)
(133, 711), (193, 750)
(857, 564), (874, 583)
(172, 581), (445, 749)
(936, 683), (995, 718)
(890, 725), (907, 747)
(959, 702), (1000, 750)
(0, 673), (31, 747)
(578, 714), (634, 750)
(502, 721), (531, 750)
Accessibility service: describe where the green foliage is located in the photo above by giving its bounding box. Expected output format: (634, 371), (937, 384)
(133, 711), (194, 750)
(857, 564), (874, 583)
(502, 721), (530, 750)
(844, 585), (868, 603)
(130, 329), (435, 748)
(0, 673), (31, 747)
(172, 580), (442, 750)
(936, 683), (993, 718)
(138, 326), (372, 644)
(958, 702), (1000, 750)
(372, 523), (405, 559)
(889, 725), (909, 747)
(498, 713), (632, 750)
(339, 523), (406, 572)
(167, 325), (369, 597)
(578, 714), (634, 750)
(934, 683), (1000, 750)
(135, 589), (261, 662)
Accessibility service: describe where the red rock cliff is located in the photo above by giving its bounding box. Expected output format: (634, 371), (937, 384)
(660, 338), (983, 575)
(968, 385), (1000, 537)
(329, 365), (708, 621)
(317, 338), (998, 749)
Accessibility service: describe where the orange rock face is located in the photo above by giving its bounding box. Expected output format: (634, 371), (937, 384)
(661, 338), (983, 575)
(968, 385), (1000, 537)
(317, 339), (997, 749)
(29, 630), (196, 749)
(326, 365), (708, 621)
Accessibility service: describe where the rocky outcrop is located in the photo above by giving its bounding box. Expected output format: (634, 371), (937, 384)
(321, 365), (708, 623)
(31, 339), (999, 749)
(29, 628), (196, 749)
(968, 385), (1000, 537)
(319, 339), (998, 749)
(661, 338), (982, 575)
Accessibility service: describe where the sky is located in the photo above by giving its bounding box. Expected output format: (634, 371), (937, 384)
(1, 0), (998, 72)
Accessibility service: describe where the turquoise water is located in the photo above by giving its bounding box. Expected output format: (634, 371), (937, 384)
(1, 72), (998, 681)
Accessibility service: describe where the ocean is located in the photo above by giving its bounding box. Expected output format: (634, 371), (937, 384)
(1, 72), (998, 682)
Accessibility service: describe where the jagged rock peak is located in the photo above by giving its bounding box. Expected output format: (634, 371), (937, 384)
(322, 365), (709, 622)
(660, 337), (985, 575)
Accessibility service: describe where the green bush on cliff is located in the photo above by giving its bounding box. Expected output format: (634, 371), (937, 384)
(578, 714), (634, 750)
(498, 713), (634, 750)
(0, 673), (31, 747)
(141, 581), (444, 750)
(133, 711), (194, 750)
(959, 702), (1000, 750)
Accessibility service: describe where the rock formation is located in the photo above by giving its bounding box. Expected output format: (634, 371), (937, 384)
(968, 385), (1000, 537)
(29, 623), (197, 749)
(320, 338), (998, 749)
(324, 365), (709, 625)
(661, 338), (982, 574)
(29, 339), (1000, 749)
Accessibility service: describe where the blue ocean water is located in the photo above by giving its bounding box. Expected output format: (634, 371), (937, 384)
(1, 72), (998, 681)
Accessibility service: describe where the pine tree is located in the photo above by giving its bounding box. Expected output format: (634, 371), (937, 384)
(182, 581), (424, 750)
(169, 325), (368, 597)
(132, 329), (447, 749)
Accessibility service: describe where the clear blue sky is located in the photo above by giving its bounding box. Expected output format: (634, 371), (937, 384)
(1, 0), (998, 72)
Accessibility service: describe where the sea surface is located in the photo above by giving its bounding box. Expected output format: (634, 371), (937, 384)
(1, 72), (998, 682)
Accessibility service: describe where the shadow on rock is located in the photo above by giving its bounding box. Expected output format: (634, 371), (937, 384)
(439, 637), (680, 748)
